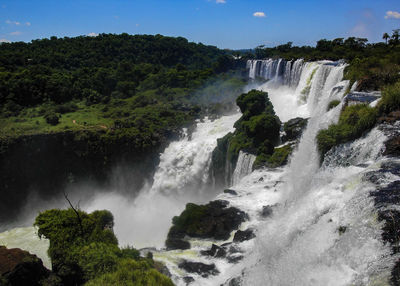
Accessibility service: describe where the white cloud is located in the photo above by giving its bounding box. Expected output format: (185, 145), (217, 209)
(6, 20), (20, 25)
(10, 31), (21, 36)
(6, 20), (31, 26)
(87, 32), (99, 37)
(216, 0), (226, 3)
(253, 12), (266, 18)
(0, 38), (10, 43)
(385, 11), (400, 19)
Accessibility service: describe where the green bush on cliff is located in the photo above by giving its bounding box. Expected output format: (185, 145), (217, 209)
(171, 203), (209, 235)
(84, 259), (174, 286)
(317, 104), (378, 158)
(34, 208), (172, 285)
(378, 80), (400, 114)
(254, 144), (294, 169)
(327, 100), (341, 111)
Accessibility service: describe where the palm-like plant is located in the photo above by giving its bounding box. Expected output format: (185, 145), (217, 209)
(383, 32), (390, 44)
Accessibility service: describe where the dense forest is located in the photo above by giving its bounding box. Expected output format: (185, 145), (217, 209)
(0, 33), (245, 140)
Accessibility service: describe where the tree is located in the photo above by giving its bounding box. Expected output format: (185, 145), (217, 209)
(383, 32), (390, 44)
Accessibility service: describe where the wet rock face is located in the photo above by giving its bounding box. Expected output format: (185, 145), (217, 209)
(368, 140), (400, 285)
(233, 229), (255, 242)
(200, 244), (227, 258)
(166, 200), (247, 249)
(260, 205), (273, 218)
(224, 189), (238, 196)
(0, 246), (50, 286)
(178, 261), (219, 277)
(384, 136), (400, 157)
(183, 276), (195, 285)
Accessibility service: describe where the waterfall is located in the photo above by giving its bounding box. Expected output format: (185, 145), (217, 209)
(231, 151), (256, 186)
(84, 113), (241, 248)
(247, 58), (306, 87)
(236, 60), (395, 285)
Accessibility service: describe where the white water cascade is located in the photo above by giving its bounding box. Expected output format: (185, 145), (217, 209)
(84, 112), (241, 248)
(232, 151), (256, 186)
(153, 59), (396, 286)
(1, 58), (397, 286)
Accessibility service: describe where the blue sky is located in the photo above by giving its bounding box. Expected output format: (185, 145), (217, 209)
(0, 0), (399, 49)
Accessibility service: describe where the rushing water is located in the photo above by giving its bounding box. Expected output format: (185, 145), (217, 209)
(0, 58), (397, 286)
(83, 113), (241, 249)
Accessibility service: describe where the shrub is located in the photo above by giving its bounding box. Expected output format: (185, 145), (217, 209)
(44, 111), (60, 125)
(85, 259), (174, 286)
(317, 104), (378, 158)
(378, 80), (400, 114)
(327, 100), (341, 111)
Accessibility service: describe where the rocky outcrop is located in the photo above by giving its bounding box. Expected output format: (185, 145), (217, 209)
(166, 200), (247, 249)
(200, 244), (227, 258)
(210, 90), (281, 188)
(0, 246), (50, 286)
(281, 117), (308, 143)
(224, 189), (238, 196)
(368, 123), (400, 285)
(345, 91), (381, 106)
(178, 261), (219, 277)
(260, 205), (273, 218)
(233, 229), (255, 242)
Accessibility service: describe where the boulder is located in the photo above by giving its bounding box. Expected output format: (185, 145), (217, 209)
(224, 276), (242, 286)
(0, 246), (50, 286)
(178, 261), (219, 277)
(233, 229), (255, 242)
(183, 276), (195, 285)
(224, 189), (238, 196)
(166, 200), (247, 248)
(227, 254), (244, 264)
(384, 136), (400, 157)
(200, 244), (227, 258)
(260, 205), (273, 218)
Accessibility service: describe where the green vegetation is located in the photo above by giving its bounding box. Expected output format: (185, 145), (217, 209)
(85, 259), (173, 286)
(317, 79), (400, 159)
(317, 104), (378, 158)
(378, 81), (400, 114)
(170, 203), (209, 236)
(327, 100), (341, 111)
(253, 144), (293, 169)
(34, 208), (172, 285)
(0, 33), (244, 141)
(211, 90), (281, 182)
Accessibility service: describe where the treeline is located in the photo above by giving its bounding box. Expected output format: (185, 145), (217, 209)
(251, 30), (400, 91)
(0, 33), (242, 111)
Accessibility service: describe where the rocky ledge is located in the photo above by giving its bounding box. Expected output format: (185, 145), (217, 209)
(165, 200), (247, 250)
(0, 246), (51, 286)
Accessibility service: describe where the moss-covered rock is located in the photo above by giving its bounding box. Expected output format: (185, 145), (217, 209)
(281, 117), (308, 143)
(253, 144), (294, 169)
(210, 90), (281, 187)
(165, 200), (247, 248)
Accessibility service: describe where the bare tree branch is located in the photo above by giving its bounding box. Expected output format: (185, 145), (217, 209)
(63, 192), (85, 239)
